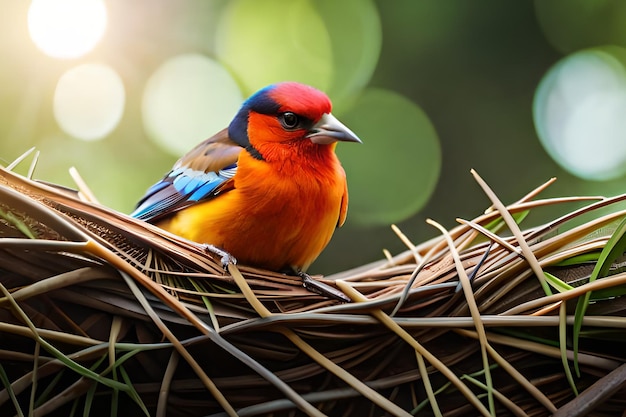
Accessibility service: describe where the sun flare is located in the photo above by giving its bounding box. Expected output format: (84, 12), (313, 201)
(27, 0), (107, 59)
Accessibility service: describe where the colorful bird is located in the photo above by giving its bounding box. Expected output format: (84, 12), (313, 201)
(132, 82), (361, 275)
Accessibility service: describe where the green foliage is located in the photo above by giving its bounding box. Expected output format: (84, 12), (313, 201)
(573, 216), (626, 376)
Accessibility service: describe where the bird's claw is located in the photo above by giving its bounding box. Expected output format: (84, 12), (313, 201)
(297, 271), (350, 303)
(202, 244), (237, 270)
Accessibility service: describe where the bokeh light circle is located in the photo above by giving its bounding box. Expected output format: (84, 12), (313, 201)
(142, 53), (243, 156)
(312, 0), (382, 104)
(534, 0), (626, 54)
(54, 63), (125, 141)
(28, 0), (107, 59)
(533, 48), (626, 181)
(337, 89), (441, 226)
(216, 0), (333, 95)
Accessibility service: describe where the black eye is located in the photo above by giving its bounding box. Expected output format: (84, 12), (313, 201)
(279, 112), (300, 130)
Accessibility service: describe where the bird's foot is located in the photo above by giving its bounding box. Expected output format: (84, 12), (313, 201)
(202, 244), (237, 270)
(296, 271), (350, 303)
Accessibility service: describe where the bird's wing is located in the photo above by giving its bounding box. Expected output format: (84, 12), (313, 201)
(337, 179), (349, 228)
(131, 128), (241, 222)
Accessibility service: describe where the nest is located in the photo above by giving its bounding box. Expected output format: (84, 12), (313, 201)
(1, 154), (626, 417)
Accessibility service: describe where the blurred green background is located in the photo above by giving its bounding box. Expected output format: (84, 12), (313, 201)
(2, 0), (626, 274)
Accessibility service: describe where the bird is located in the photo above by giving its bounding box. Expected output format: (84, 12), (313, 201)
(132, 82), (361, 278)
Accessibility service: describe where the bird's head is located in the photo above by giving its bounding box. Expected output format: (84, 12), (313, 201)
(228, 82), (361, 160)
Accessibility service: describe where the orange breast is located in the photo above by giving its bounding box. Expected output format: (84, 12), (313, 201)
(158, 149), (347, 271)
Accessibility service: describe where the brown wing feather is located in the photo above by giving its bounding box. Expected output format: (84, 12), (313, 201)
(174, 128), (242, 173)
(131, 128), (243, 221)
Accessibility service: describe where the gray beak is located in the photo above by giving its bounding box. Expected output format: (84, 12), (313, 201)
(306, 113), (362, 145)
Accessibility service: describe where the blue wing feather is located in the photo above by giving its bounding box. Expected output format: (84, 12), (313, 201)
(131, 128), (242, 222)
(131, 167), (234, 221)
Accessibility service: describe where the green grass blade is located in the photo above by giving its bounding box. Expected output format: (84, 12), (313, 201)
(188, 278), (220, 330)
(34, 370), (66, 408)
(29, 342), (41, 415)
(0, 363), (25, 417)
(483, 210), (529, 234)
(0, 282), (131, 393)
(411, 380), (451, 414)
(118, 366), (150, 417)
(559, 302), (578, 395)
(110, 367), (119, 417)
(83, 382), (97, 417)
(494, 328), (559, 347)
(69, 397), (79, 417)
(0, 209), (37, 239)
(553, 252), (600, 267)
(573, 215), (626, 376)
(544, 271), (575, 293)
(588, 284), (626, 301)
